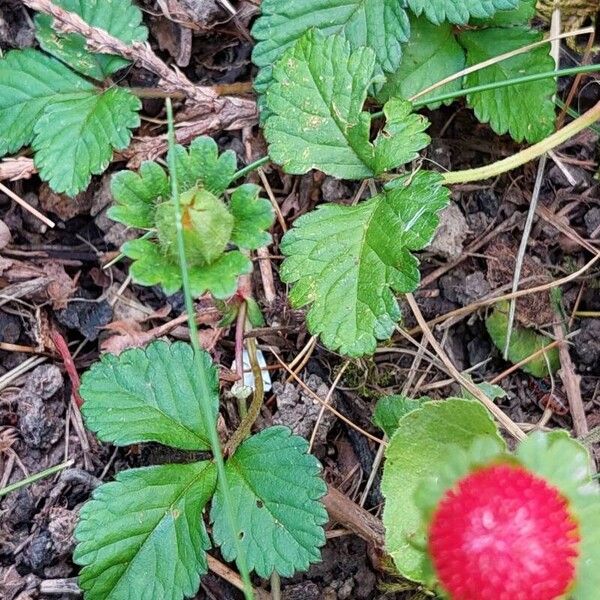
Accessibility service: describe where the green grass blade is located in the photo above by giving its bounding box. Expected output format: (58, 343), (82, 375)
(165, 99), (254, 600)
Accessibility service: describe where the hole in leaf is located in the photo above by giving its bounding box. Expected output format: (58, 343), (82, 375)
(256, 500), (264, 509)
(238, 531), (245, 540)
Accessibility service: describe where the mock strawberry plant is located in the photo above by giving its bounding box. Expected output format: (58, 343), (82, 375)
(74, 341), (328, 598)
(0, 0), (147, 196)
(108, 136), (274, 299)
(6, 2), (597, 599)
(381, 398), (600, 599)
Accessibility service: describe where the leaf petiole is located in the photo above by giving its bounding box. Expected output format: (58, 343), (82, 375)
(233, 155), (271, 180)
(442, 99), (600, 184)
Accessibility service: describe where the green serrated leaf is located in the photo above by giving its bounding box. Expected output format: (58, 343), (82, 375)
(473, 0), (536, 26)
(407, 0), (519, 25)
(35, 0), (148, 81)
(74, 461), (216, 600)
(230, 184), (274, 249)
(382, 399), (506, 583)
(109, 161), (170, 229)
(122, 234), (252, 299)
(486, 301), (560, 377)
(373, 395), (426, 437)
(187, 251), (252, 299)
(33, 87), (140, 196)
(459, 27), (556, 143)
(0, 49), (93, 156)
(122, 237), (183, 295)
(264, 31), (430, 180)
(171, 136), (237, 196)
(79, 341), (219, 451)
(280, 171), (449, 357)
(211, 426), (328, 578)
(378, 15), (465, 108)
(252, 0), (410, 94)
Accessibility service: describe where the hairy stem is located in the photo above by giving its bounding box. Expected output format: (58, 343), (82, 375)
(413, 63), (600, 109)
(0, 459), (74, 499)
(443, 100), (600, 184)
(225, 335), (265, 456)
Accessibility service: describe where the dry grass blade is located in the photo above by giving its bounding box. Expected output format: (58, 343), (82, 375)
(410, 250), (600, 335)
(269, 348), (385, 446)
(405, 293), (526, 441)
(21, 0), (257, 126)
(0, 182), (54, 228)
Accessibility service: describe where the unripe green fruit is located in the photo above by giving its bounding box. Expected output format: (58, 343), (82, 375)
(155, 186), (234, 265)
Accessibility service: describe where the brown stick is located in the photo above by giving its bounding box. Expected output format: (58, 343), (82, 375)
(323, 485), (385, 549)
(552, 322), (588, 437)
(21, 0), (257, 126)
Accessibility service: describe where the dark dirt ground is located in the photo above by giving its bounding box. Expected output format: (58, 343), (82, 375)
(0, 1), (599, 599)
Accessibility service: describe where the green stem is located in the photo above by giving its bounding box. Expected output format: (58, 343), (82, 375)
(103, 230), (154, 270)
(165, 99), (254, 600)
(233, 156), (271, 180)
(442, 99), (600, 184)
(413, 63), (600, 108)
(0, 459), (74, 499)
(225, 335), (265, 456)
(370, 62), (600, 120)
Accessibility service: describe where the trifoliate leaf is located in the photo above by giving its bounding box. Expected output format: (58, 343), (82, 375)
(280, 171), (449, 356)
(378, 15), (465, 108)
(459, 27), (556, 143)
(373, 395), (427, 437)
(33, 87), (140, 196)
(382, 399), (506, 583)
(79, 341), (219, 451)
(230, 184), (274, 249)
(211, 427), (328, 578)
(123, 238), (252, 299)
(252, 0), (410, 93)
(170, 136), (237, 197)
(109, 161), (170, 229)
(407, 0), (519, 25)
(486, 301), (559, 377)
(0, 49), (93, 156)
(74, 461), (216, 600)
(265, 31), (430, 180)
(35, 0), (148, 81)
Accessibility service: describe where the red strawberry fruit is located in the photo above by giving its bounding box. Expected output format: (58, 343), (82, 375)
(428, 463), (580, 600)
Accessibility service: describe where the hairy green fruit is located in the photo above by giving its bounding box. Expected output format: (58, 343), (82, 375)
(156, 187), (234, 265)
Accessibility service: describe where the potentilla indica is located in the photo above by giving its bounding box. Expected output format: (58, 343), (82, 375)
(416, 433), (600, 600)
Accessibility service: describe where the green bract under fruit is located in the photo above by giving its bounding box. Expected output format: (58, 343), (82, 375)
(109, 137), (274, 299)
(382, 399), (600, 599)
